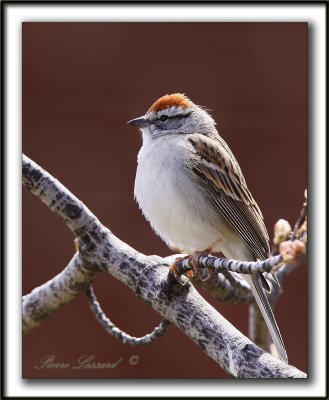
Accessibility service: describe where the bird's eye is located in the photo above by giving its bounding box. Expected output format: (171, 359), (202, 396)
(159, 115), (169, 122)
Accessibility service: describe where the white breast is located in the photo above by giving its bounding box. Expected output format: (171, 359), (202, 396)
(134, 134), (227, 252)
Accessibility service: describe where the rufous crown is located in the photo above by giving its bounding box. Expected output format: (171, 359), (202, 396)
(148, 93), (194, 113)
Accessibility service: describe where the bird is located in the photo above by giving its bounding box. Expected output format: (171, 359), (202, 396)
(128, 93), (288, 363)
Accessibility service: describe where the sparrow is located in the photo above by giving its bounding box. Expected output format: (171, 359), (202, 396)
(128, 93), (288, 363)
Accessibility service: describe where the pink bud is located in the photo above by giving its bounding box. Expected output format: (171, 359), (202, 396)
(279, 240), (306, 263)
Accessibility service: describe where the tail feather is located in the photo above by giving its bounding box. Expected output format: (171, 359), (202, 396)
(243, 273), (288, 363)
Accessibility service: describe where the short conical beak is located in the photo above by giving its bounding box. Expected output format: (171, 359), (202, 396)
(127, 116), (150, 128)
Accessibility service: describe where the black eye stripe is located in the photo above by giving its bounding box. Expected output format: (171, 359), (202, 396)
(157, 112), (191, 122)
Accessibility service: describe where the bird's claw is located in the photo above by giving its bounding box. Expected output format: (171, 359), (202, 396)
(169, 257), (193, 286)
(168, 251), (213, 285)
(187, 251), (214, 282)
(196, 267), (213, 282)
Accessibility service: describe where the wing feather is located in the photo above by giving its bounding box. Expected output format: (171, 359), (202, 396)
(188, 133), (269, 260)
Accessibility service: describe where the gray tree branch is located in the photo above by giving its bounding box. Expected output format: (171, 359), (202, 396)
(22, 154), (306, 378)
(23, 253), (97, 334)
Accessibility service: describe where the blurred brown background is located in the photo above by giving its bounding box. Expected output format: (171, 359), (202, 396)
(23, 22), (307, 378)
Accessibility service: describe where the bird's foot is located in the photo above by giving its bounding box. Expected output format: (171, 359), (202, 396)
(169, 250), (213, 285)
(168, 255), (194, 286)
(188, 250), (215, 282)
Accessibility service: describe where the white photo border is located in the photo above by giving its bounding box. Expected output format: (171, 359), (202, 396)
(3, 2), (327, 398)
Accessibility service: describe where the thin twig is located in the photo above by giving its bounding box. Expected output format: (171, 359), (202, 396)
(86, 285), (171, 346)
(176, 254), (283, 276)
(290, 194), (307, 241)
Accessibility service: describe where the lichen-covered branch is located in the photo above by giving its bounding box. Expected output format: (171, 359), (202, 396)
(22, 154), (306, 378)
(22, 155), (100, 236)
(22, 253), (98, 334)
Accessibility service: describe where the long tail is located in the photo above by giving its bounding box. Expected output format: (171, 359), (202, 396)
(243, 273), (288, 363)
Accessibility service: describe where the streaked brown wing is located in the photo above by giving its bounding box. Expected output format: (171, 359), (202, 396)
(188, 133), (270, 261)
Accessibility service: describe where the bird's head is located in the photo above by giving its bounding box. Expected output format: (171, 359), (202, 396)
(127, 93), (216, 141)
